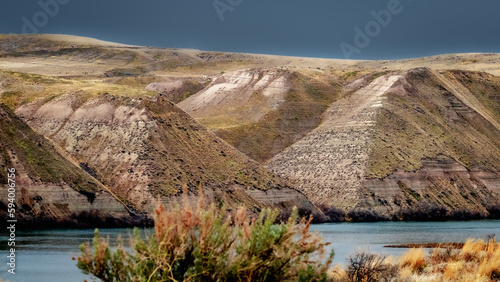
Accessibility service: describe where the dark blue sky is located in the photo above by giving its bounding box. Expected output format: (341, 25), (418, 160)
(1, 0), (499, 60)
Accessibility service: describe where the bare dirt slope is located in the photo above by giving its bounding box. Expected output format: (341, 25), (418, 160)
(0, 104), (131, 227)
(1, 34), (499, 219)
(13, 92), (317, 215)
(266, 75), (407, 209)
(268, 68), (500, 215)
(178, 69), (291, 129)
(433, 70), (500, 131)
(178, 69), (343, 162)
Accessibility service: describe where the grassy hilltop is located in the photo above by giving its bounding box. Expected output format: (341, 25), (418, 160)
(1, 34), (499, 222)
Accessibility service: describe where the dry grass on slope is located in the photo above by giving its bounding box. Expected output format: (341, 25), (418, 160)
(0, 104), (100, 192)
(144, 97), (284, 196)
(447, 70), (500, 125)
(0, 70), (157, 110)
(216, 71), (343, 162)
(368, 68), (500, 179)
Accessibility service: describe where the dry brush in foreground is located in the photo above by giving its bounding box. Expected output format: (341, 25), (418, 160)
(328, 238), (500, 282)
(75, 185), (500, 281)
(76, 185), (334, 281)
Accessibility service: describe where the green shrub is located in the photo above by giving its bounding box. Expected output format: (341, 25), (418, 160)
(76, 186), (334, 281)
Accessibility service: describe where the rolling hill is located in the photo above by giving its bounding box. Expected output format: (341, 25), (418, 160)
(1, 34), (499, 222)
(0, 104), (131, 228)
(266, 69), (500, 216)
(0, 35), (320, 227)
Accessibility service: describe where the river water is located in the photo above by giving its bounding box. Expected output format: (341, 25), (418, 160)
(1, 220), (499, 282)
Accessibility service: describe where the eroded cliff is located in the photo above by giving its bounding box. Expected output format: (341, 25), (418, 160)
(0, 104), (131, 228)
(13, 93), (318, 216)
(267, 69), (500, 216)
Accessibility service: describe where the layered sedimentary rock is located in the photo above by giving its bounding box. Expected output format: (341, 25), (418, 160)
(0, 104), (130, 227)
(267, 69), (500, 215)
(178, 69), (291, 128)
(178, 69), (342, 162)
(14, 93), (318, 215)
(267, 75), (406, 209)
(1, 34), (500, 220)
(363, 155), (500, 215)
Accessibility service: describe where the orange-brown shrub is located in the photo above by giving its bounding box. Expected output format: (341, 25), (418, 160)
(397, 237), (500, 281)
(399, 248), (426, 273)
(76, 185), (334, 281)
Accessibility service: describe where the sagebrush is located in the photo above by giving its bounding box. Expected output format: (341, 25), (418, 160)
(76, 185), (334, 281)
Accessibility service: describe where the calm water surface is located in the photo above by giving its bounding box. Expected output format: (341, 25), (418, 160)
(1, 220), (499, 282)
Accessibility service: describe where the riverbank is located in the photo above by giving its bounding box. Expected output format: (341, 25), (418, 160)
(2, 220), (499, 281)
(385, 243), (465, 249)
